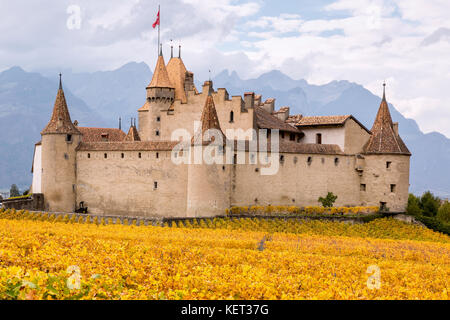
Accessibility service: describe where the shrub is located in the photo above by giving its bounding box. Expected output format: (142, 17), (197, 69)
(420, 191), (440, 217)
(437, 202), (450, 223)
(318, 192), (338, 208)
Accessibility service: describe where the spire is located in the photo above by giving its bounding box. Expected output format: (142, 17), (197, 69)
(363, 83), (410, 155)
(41, 75), (81, 135)
(191, 94), (226, 145)
(148, 52), (174, 88)
(179, 45), (181, 58)
(124, 121), (141, 141)
(171, 45), (173, 58)
(159, 44), (162, 56)
(166, 52), (188, 103)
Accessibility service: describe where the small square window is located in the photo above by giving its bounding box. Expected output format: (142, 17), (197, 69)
(386, 161), (392, 169)
(390, 184), (396, 193)
(156, 117), (161, 122)
(360, 184), (366, 191)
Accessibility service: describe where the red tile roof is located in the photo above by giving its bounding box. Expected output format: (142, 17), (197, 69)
(41, 81), (81, 135)
(363, 95), (410, 155)
(192, 94), (227, 145)
(78, 127), (126, 143)
(124, 125), (141, 141)
(148, 54), (174, 88)
(255, 106), (300, 133)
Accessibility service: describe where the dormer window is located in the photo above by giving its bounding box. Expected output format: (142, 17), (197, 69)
(101, 133), (109, 142)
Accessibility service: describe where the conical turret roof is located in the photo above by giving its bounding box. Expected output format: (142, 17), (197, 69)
(148, 54), (174, 89)
(124, 123), (141, 141)
(192, 94), (226, 146)
(167, 57), (188, 103)
(363, 85), (410, 155)
(41, 76), (81, 135)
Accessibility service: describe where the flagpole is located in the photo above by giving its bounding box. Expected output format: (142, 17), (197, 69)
(158, 4), (160, 55)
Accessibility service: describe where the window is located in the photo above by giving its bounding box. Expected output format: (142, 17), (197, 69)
(280, 155), (285, 164)
(293, 157), (298, 164)
(156, 130), (160, 136)
(66, 134), (72, 142)
(386, 161), (392, 169)
(154, 181), (158, 190)
(87, 153), (90, 159)
(281, 132), (285, 139)
(64, 153), (69, 160)
(121, 153), (124, 159)
(229, 111), (234, 123)
(233, 154), (237, 165)
(156, 116), (161, 122)
(380, 202), (387, 211)
(390, 184), (396, 193)
(290, 133), (295, 141)
(104, 153), (107, 159)
(334, 158), (340, 166)
(250, 154), (256, 164)
(307, 156), (312, 165)
(138, 153), (142, 159)
(101, 134), (108, 142)
(156, 152), (159, 159)
(316, 133), (322, 144)
(360, 184), (366, 191)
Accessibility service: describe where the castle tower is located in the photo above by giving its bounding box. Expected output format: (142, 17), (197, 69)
(361, 83), (411, 211)
(138, 48), (174, 141)
(40, 75), (81, 212)
(186, 92), (231, 217)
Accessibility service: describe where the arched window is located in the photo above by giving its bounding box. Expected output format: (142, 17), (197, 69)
(229, 111), (234, 123)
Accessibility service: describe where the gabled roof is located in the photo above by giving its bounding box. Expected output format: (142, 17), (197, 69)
(255, 106), (301, 133)
(363, 87), (411, 155)
(167, 57), (187, 103)
(294, 115), (371, 134)
(124, 125), (141, 141)
(148, 54), (174, 89)
(41, 78), (81, 135)
(192, 95), (227, 146)
(78, 127), (126, 142)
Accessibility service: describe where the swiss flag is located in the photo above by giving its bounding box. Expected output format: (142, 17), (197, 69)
(152, 10), (160, 28)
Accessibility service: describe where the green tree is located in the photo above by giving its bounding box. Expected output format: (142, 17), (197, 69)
(437, 202), (450, 223)
(407, 193), (422, 216)
(318, 192), (338, 208)
(9, 184), (20, 197)
(420, 191), (440, 217)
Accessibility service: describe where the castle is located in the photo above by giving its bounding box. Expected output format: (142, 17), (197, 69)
(30, 47), (411, 217)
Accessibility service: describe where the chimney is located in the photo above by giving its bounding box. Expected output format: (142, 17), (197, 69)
(244, 92), (255, 109)
(275, 107), (290, 121)
(393, 122), (399, 136)
(262, 98), (275, 113)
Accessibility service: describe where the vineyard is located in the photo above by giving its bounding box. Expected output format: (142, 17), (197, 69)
(0, 208), (449, 300)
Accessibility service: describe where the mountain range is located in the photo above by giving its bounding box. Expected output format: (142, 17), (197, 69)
(0, 63), (449, 198)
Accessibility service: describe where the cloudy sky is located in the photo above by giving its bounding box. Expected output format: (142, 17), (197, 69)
(0, 0), (449, 137)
